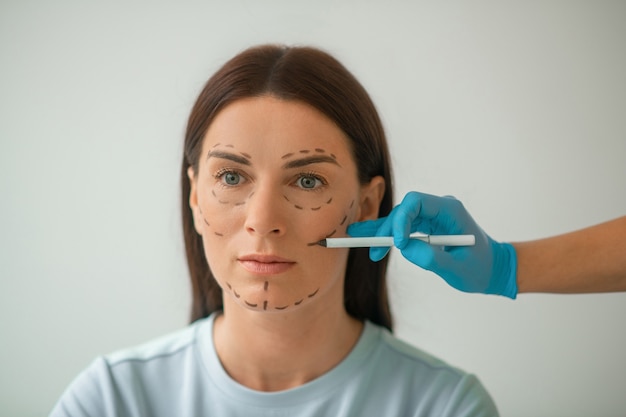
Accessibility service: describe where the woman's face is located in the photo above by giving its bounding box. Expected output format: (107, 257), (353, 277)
(188, 96), (384, 314)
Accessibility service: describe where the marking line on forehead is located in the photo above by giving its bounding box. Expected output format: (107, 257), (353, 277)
(281, 155), (341, 169)
(206, 150), (252, 166)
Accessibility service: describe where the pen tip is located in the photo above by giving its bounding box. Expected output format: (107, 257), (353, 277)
(317, 239), (327, 247)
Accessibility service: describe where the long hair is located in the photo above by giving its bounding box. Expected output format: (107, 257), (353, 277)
(181, 45), (394, 331)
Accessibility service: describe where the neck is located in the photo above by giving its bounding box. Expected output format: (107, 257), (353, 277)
(213, 296), (363, 392)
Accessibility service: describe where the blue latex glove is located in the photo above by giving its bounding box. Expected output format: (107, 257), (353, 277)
(347, 191), (518, 298)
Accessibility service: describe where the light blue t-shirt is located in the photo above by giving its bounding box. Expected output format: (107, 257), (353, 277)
(50, 313), (499, 416)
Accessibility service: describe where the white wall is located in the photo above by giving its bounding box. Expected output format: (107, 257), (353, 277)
(1, 1), (625, 416)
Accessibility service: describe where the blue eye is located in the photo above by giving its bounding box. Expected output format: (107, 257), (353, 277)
(223, 172), (241, 185)
(297, 175), (322, 190)
(215, 169), (245, 186)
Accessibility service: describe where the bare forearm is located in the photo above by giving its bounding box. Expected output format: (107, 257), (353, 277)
(514, 216), (626, 294)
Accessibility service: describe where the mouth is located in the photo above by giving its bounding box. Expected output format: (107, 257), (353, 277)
(237, 254), (296, 275)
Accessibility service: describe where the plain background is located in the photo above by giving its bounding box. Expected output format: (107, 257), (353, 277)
(1, 1), (625, 416)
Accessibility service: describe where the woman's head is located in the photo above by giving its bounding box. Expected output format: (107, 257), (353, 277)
(182, 44), (394, 330)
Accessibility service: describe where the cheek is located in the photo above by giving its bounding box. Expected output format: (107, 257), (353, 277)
(196, 194), (242, 240)
(302, 196), (357, 246)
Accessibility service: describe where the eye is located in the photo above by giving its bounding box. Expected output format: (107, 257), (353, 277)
(296, 174), (325, 190)
(215, 169), (246, 186)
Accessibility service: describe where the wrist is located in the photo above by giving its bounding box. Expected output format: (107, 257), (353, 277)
(486, 242), (518, 299)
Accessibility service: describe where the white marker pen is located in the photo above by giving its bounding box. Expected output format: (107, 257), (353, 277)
(318, 233), (475, 248)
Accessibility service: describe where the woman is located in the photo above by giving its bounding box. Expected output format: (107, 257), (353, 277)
(51, 44), (498, 416)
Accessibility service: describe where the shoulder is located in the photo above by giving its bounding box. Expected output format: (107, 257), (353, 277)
(361, 322), (499, 416)
(378, 326), (461, 371)
(368, 322), (465, 378)
(105, 319), (201, 366)
(49, 317), (211, 417)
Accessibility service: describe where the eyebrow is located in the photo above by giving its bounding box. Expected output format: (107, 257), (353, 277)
(281, 155), (341, 169)
(206, 151), (252, 165)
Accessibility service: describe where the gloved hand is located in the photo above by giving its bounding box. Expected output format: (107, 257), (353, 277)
(347, 191), (518, 298)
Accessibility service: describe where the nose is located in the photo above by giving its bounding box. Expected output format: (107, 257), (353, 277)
(244, 181), (287, 237)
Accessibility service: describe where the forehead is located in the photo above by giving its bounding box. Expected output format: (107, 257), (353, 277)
(201, 96), (354, 160)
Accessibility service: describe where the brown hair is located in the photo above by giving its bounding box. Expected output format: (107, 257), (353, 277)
(181, 44), (394, 331)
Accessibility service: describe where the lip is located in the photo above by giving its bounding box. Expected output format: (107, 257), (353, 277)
(237, 254), (296, 275)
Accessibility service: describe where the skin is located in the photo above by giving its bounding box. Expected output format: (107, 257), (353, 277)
(514, 216), (626, 294)
(187, 96), (385, 391)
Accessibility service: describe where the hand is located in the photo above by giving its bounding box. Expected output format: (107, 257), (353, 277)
(347, 191), (518, 298)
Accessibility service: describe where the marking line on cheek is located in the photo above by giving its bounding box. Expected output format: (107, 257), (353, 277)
(306, 201), (355, 247)
(264, 281), (268, 291)
(308, 288), (319, 298)
(299, 149), (310, 154)
(326, 197), (333, 204)
(212, 188), (229, 204)
(245, 300), (257, 307)
(311, 206), (321, 211)
(263, 301), (268, 310)
(281, 153), (294, 159)
(315, 148), (325, 153)
(198, 207), (210, 227)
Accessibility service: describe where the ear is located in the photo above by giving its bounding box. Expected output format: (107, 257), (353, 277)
(356, 176), (386, 222)
(187, 166), (204, 235)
